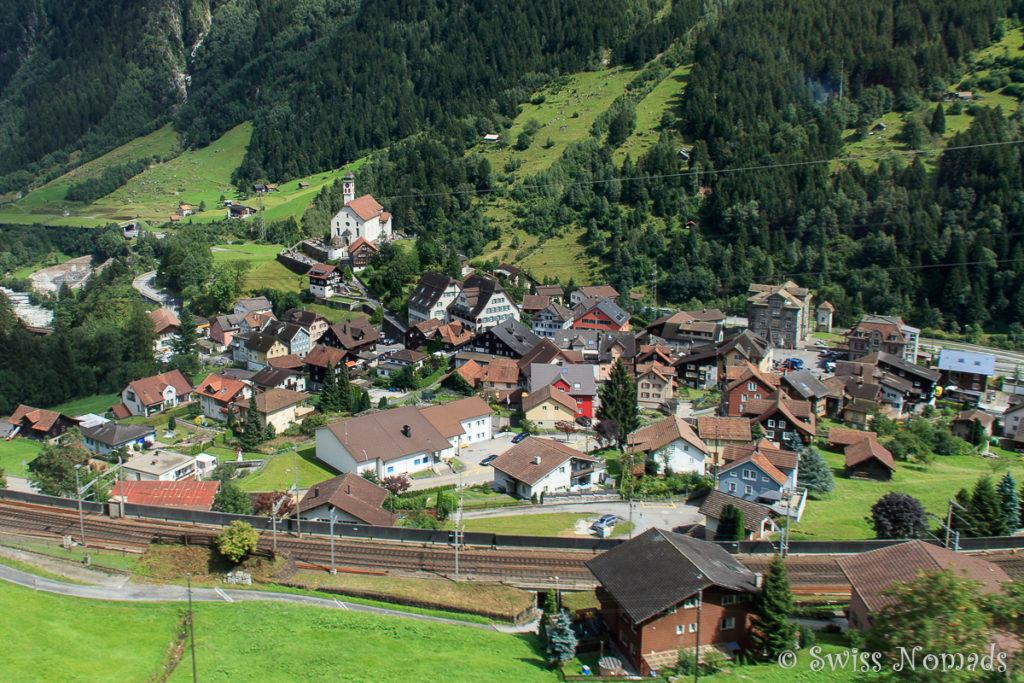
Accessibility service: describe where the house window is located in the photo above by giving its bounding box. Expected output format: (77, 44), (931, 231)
(766, 431), (775, 439)
(778, 420), (786, 429)
(767, 419), (775, 427)
(728, 482), (736, 493)
(722, 594), (739, 606)
(676, 624), (686, 635)
(721, 617), (736, 630)
(681, 597), (699, 608)
(386, 466), (394, 474)
(748, 382), (756, 391)
(742, 469), (756, 480)
(741, 394), (748, 402)
(744, 485), (753, 495)
(689, 623), (698, 633)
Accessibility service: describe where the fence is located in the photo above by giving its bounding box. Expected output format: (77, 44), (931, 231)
(3, 488), (1024, 555)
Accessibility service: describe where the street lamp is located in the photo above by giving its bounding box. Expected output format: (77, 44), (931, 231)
(74, 464), (86, 547)
(329, 508), (337, 575)
(186, 572), (197, 682)
(693, 582), (704, 683)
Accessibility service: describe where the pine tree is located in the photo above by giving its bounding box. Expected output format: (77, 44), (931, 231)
(930, 103), (946, 135)
(337, 363), (352, 412)
(238, 402), (264, 452)
(597, 358), (639, 451)
(970, 419), (987, 447)
(797, 446), (834, 496)
(545, 609), (578, 666)
(950, 487), (975, 537)
(999, 471), (1020, 531)
(320, 361), (340, 412)
(752, 554), (796, 659)
(167, 415), (176, 431)
(970, 476), (1008, 537)
(172, 305), (198, 357)
(715, 503), (744, 541)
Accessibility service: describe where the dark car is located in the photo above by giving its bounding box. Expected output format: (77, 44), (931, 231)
(591, 514), (618, 530)
(575, 416), (592, 427)
(511, 432), (529, 444)
(480, 454), (498, 466)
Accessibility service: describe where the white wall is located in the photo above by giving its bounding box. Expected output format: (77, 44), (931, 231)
(315, 428), (437, 478)
(659, 440), (706, 475)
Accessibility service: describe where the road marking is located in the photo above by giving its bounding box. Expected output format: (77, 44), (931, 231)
(214, 587), (234, 602)
(334, 598), (349, 610)
(641, 501), (676, 509)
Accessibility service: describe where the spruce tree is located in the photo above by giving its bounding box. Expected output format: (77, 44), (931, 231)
(172, 305), (198, 357)
(545, 609), (578, 666)
(999, 471), (1020, 531)
(238, 402), (264, 451)
(752, 554), (796, 658)
(797, 446), (835, 496)
(930, 103), (946, 135)
(970, 476), (1008, 537)
(597, 358), (639, 451)
(950, 488), (975, 538)
(320, 361), (340, 412)
(715, 503), (744, 541)
(337, 363), (352, 412)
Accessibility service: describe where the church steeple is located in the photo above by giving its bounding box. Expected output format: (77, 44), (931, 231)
(342, 172), (355, 205)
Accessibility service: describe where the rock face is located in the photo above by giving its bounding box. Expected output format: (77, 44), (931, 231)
(223, 570), (252, 585)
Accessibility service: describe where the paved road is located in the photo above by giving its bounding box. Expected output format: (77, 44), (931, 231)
(132, 270), (180, 311)
(460, 499), (703, 536)
(0, 564), (504, 630)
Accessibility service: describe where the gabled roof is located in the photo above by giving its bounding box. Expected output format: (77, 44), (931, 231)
(718, 329), (769, 361)
(844, 434), (895, 471)
(268, 354), (305, 370)
(747, 281), (810, 307)
(419, 397), (492, 439)
(281, 309), (328, 329)
(126, 371), (194, 407)
(573, 297), (630, 326)
(636, 361), (675, 383)
(456, 273), (510, 319)
(438, 321), (472, 347)
(828, 427), (876, 446)
(517, 339), (575, 372)
(235, 388), (310, 415)
(455, 360), (484, 386)
(251, 366), (302, 389)
(246, 332), (284, 353)
(115, 480), (219, 510)
(8, 405), (78, 432)
(345, 194), (386, 222)
(783, 369), (830, 400)
(521, 294), (551, 312)
(390, 349), (427, 364)
(628, 416), (708, 455)
(409, 272), (460, 309)
(306, 263), (338, 278)
(585, 528), (757, 624)
(697, 416), (752, 442)
(148, 308), (180, 335)
(529, 364), (597, 396)
(721, 440), (799, 473)
(348, 236), (377, 253)
(262, 320), (308, 343)
(937, 349), (996, 376)
(490, 437), (598, 486)
(577, 285), (619, 300)
(535, 284), (564, 299)
(952, 409), (996, 428)
(861, 351), (940, 382)
(726, 362), (782, 392)
(742, 391), (815, 435)
(598, 332), (638, 362)
(536, 300), (573, 322)
(522, 384), (578, 413)
(719, 450), (788, 486)
(837, 540), (1010, 615)
(195, 375), (248, 402)
(322, 405), (450, 463)
(325, 317), (377, 350)
(83, 421), (155, 448)
(698, 490), (777, 533)
(298, 473), (394, 526)
(481, 358), (521, 385)
(235, 296), (273, 314)
(484, 317), (539, 356)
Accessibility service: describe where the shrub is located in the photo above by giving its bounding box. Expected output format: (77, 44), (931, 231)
(215, 521), (259, 563)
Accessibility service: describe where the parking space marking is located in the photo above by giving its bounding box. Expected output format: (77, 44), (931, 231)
(640, 501), (676, 509)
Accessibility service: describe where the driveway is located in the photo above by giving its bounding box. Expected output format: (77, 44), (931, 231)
(460, 499), (704, 536)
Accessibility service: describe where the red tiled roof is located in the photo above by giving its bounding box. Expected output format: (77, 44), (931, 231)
(490, 437), (599, 486)
(195, 375), (248, 402)
(148, 308), (180, 335)
(8, 404), (75, 433)
(628, 416), (709, 455)
(346, 194), (385, 221)
(111, 403), (132, 419)
(456, 360), (484, 387)
(720, 450), (788, 485)
(482, 358), (520, 385)
(306, 263), (337, 277)
(126, 370), (194, 407)
(115, 480), (219, 510)
(697, 417), (751, 442)
(348, 236), (377, 253)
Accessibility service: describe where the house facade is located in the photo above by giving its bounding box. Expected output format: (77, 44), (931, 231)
(532, 301), (574, 338)
(522, 385), (578, 429)
(636, 362), (676, 410)
(419, 396), (494, 452)
(572, 297), (630, 332)
(407, 272), (463, 324)
(490, 437), (604, 499)
(846, 315), (920, 363)
(81, 422), (156, 456)
(307, 263), (341, 298)
(348, 237), (378, 268)
(449, 274), (519, 332)
(627, 416), (709, 475)
(937, 349), (996, 397)
(119, 371), (194, 417)
(194, 374), (252, 422)
(529, 364), (597, 419)
(122, 450), (199, 482)
(235, 388), (312, 434)
(746, 281), (812, 349)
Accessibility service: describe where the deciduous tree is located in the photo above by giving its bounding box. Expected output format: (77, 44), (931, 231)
(870, 492), (929, 539)
(381, 475), (411, 497)
(215, 521), (259, 563)
(212, 481), (252, 515)
(252, 491), (294, 517)
(27, 440), (90, 497)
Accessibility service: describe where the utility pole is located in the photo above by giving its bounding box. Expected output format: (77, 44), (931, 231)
(186, 572), (197, 682)
(330, 509), (337, 575)
(293, 446), (301, 538)
(74, 464), (86, 548)
(693, 584), (704, 682)
(454, 470), (464, 582)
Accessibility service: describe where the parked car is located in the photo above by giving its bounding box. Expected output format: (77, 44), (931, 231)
(511, 432), (529, 444)
(480, 454), (498, 466)
(575, 416), (592, 427)
(591, 514), (618, 531)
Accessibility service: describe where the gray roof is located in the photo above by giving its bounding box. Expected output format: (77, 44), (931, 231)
(409, 271), (459, 309)
(598, 331), (638, 362)
(320, 405), (450, 464)
(782, 369), (829, 400)
(487, 318), (540, 356)
(250, 366), (302, 388)
(937, 349), (996, 376)
(871, 351), (941, 382)
(123, 450), (195, 476)
(573, 297), (630, 326)
(529, 363), (597, 396)
(81, 422), (156, 448)
(586, 528), (758, 624)
(698, 490), (777, 534)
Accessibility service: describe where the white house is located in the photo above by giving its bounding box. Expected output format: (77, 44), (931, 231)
(122, 450), (199, 482)
(407, 272), (463, 324)
(81, 422), (156, 456)
(626, 415), (709, 475)
(490, 437), (605, 499)
(419, 396), (493, 452)
(117, 370), (194, 418)
(297, 473), (395, 526)
(532, 301), (574, 338)
(329, 173), (393, 246)
(314, 405), (452, 479)
(448, 273), (519, 332)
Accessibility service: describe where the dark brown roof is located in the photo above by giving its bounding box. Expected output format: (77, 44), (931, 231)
(148, 308), (180, 335)
(696, 416), (752, 442)
(844, 435), (895, 471)
(698, 490), (777, 533)
(235, 388), (310, 414)
(269, 353), (305, 370)
(326, 317), (377, 351)
(304, 344), (348, 369)
(521, 294), (551, 311)
(837, 540), (1011, 614)
(8, 405), (77, 433)
(322, 405), (450, 463)
(586, 528), (758, 624)
(490, 437), (599, 486)
(721, 441), (798, 473)
(298, 473), (395, 526)
(953, 410), (995, 428)
(828, 427), (876, 446)
(390, 349), (427, 364)
(419, 397), (492, 439)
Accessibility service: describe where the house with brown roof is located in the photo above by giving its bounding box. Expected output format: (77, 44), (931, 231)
(645, 311), (724, 350)
(450, 273), (520, 332)
(304, 344), (350, 391)
(306, 263), (341, 298)
(7, 405), (80, 441)
(281, 308), (330, 343)
(298, 473), (395, 526)
(845, 314), (920, 363)
(329, 174), (393, 245)
(740, 391), (816, 449)
(723, 362), (783, 416)
(149, 308), (180, 352)
(119, 370), (194, 417)
(781, 369), (830, 416)
(828, 427), (895, 480)
(636, 362), (676, 410)
(193, 374), (252, 422)
(837, 541), (1012, 631)
(696, 417), (752, 462)
(586, 528), (760, 675)
(480, 358), (522, 395)
(570, 285), (619, 306)
(523, 385), (578, 428)
(315, 405), (453, 478)
(234, 388), (312, 434)
(698, 490), (778, 540)
(251, 365), (306, 393)
(627, 416), (709, 474)
(407, 272), (463, 325)
(521, 294), (551, 315)
(347, 236), (378, 268)
(746, 281), (812, 349)
(113, 480), (219, 511)
(419, 396), (493, 450)
(534, 284), (564, 302)
(453, 359), (484, 389)
(950, 409), (995, 442)
(490, 436), (604, 499)
(717, 442), (804, 519)
(319, 316), (377, 356)
(716, 329), (773, 377)
(245, 332), (289, 371)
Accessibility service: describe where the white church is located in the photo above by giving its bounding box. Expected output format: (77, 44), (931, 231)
(329, 172), (394, 246)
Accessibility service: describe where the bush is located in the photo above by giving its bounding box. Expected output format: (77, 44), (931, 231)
(215, 521), (259, 563)
(299, 413), (327, 436)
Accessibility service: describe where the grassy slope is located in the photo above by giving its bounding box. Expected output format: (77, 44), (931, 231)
(615, 63), (692, 163)
(0, 438), (43, 477)
(49, 391), (122, 416)
(790, 449), (1024, 540)
(237, 446), (339, 492)
(455, 513), (633, 537)
(0, 581), (556, 682)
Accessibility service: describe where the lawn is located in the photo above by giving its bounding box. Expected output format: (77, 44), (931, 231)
(455, 513), (633, 538)
(0, 438), (43, 477)
(0, 580), (558, 682)
(0, 533), (141, 572)
(237, 446), (339, 492)
(211, 242), (286, 265)
(243, 258), (307, 293)
(515, 227), (600, 285)
(301, 302), (364, 323)
(790, 449), (1024, 540)
(615, 63), (692, 163)
(48, 391), (121, 416)
(706, 637), (852, 681)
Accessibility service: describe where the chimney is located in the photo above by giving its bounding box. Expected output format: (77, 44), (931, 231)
(402, 425), (412, 437)
(313, 487), (319, 497)
(754, 572), (764, 588)
(346, 485), (351, 495)
(532, 456), (541, 465)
